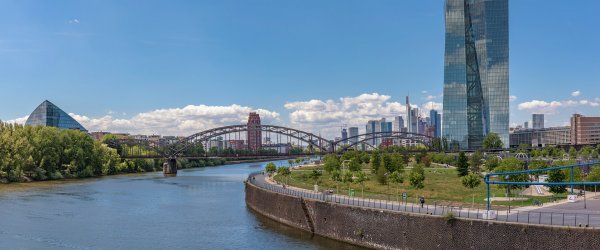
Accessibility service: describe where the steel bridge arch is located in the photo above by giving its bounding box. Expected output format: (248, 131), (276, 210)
(333, 131), (434, 151)
(169, 124), (332, 157)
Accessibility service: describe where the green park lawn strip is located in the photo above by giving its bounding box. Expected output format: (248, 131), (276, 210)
(274, 166), (566, 209)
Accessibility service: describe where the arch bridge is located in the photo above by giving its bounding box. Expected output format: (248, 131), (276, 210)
(107, 125), (435, 174)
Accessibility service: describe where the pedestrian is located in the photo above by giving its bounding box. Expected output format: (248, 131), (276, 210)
(419, 196), (425, 208)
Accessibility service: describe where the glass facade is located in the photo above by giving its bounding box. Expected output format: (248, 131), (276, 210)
(25, 100), (88, 132)
(443, 0), (508, 149)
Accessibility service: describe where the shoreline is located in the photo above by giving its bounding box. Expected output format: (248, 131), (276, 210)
(0, 157), (292, 194)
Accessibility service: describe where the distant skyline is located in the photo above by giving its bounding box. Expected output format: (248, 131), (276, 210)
(1, 1), (599, 137)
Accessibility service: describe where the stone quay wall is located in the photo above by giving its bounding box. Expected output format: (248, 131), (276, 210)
(246, 181), (600, 249)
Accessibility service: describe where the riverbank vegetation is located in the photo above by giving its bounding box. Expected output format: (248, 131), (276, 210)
(0, 123), (225, 184)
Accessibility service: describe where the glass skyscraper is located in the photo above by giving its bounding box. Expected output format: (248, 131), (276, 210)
(25, 100), (88, 132)
(443, 0), (509, 149)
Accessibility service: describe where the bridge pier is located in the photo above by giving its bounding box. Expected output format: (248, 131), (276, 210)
(163, 158), (177, 175)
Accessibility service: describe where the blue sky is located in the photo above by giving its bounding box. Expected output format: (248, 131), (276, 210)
(0, 0), (599, 137)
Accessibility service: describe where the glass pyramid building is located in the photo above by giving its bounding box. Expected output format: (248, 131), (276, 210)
(25, 100), (88, 132)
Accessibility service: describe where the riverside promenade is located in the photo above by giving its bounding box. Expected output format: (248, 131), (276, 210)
(249, 172), (600, 228)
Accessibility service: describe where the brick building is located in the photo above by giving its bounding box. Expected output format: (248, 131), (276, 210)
(247, 112), (262, 151)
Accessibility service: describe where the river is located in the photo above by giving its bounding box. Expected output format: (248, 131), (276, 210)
(0, 160), (364, 249)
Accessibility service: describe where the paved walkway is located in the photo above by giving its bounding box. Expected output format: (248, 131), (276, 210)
(249, 172), (600, 228)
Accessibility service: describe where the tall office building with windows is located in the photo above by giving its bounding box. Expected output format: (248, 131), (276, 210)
(348, 127), (359, 145)
(247, 112), (262, 151)
(443, 0), (509, 149)
(532, 114), (544, 129)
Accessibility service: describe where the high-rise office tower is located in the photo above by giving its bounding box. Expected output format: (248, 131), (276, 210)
(247, 112), (262, 151)
(430, 109), (440, 138)
(366, 120), (378, 146)
(532, 114), (544, 129)
(443, 0), (509, 149)
(410, 108), (419, 133)
(394, 116), (405, 132)
(406, 96), (413, 133)
(348, 127), (359, 145)
(436, 113), (442, 138)
(381, 121), (392, 136)
(341, 128), (348, 144)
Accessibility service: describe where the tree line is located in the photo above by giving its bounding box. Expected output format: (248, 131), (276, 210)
(0, 123), (225, 183)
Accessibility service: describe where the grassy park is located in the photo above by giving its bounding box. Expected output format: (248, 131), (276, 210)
(274, 164), (567, 208)
(270, 137), (600, 209)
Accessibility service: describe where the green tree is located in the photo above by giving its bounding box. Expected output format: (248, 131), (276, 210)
(483, 133), (504, 149)
(277, 166), (291, 185)
(456, 152), (469, 177)
(309, 169), (322, 185)
(354, 171), (369, 197)
(421, 155), (432, 168)
(495, 157), (527, 195)
(376, 164), (387, 185)
(569, 147), (578, 160)
(581, 146), (594, 160)
(323, 154), (341, 173)
(528, 160), (550, 177)
(330, 170), (342, 193)
(547, 169), (567, 194)
(265, 162), (277, 175)
(389, 170), (404, 201)
(382, 154), (396, 173)
(469, 151), (483, 173)
(342, 171), (354, 193)
(586, 166), (600, 182)
(461, 173), (481, 207)
(288, 159), (294, 167)
(485, 156), (500, 172)
(348, 158), (362, 172)
(391, 153), (405, 170)
(371, 150), (382, 173)
(409, 164), (425, 189)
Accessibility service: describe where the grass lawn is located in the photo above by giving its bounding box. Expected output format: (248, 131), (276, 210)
(273, 165), (568, 209)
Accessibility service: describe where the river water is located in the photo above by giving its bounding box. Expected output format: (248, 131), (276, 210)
(0, 160), (363, 250)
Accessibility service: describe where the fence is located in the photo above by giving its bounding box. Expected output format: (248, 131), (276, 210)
(247, 171), (600, 228)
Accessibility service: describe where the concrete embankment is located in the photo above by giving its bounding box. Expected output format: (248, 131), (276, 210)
(245, 181), (600, 250)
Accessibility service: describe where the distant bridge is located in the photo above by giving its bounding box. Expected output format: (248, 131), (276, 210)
(106, 124), (434, 174)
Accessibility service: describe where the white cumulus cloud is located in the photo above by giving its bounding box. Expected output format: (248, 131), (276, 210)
(517, 99), (600, 114)
(78, 104), (281, 136)
(571, 90), (581, 97)
(4, 115), (29, 125)
(7, 104), (280, 136)
(285, 93), (408, 137)
(509, 95), (518, 102)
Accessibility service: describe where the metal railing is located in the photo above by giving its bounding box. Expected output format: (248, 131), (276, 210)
(247, 172), (600, 228)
